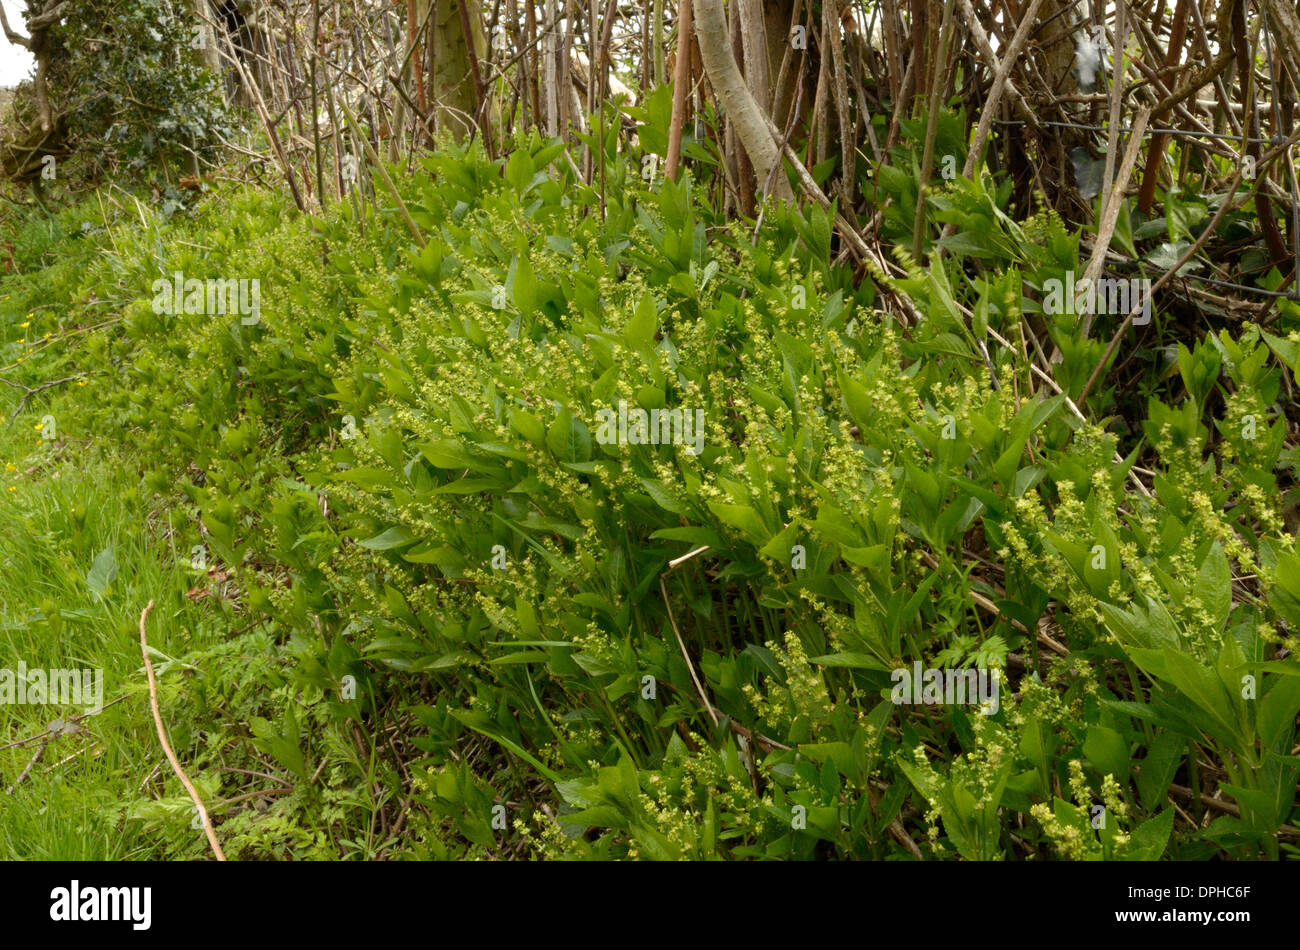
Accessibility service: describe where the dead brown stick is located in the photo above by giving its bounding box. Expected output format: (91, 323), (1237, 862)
(1150, 45), (1234, 118)
(5, 734), (49, 794)
(0, 372), (89, 424)
(1078, 142), (1263, 403)
(140, 600), (227, 861)
(218, 28), (305, 213)
(1137, 0), (1191, 213)
(955, 0), (1040, 133)
(1096, 0), (1128, 246)
(920, 552), (1070, 656)
(867, 782), (924, 859)
(664, 0), (693, 182)
(1076, 255), (1191, 404)
(659, 574), (720, 728)
(758, 113), (921, 327)
(1164, 780), (1300, 836)
(959, 0), (1047, 181)
(1078, 106), (1152, 339)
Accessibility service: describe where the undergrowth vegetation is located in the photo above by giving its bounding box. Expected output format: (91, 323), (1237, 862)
(2, 123), (1299, 860)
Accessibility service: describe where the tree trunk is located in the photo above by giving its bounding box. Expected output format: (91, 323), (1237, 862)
(730, 0), (755, 214)
(693, 0), (792, 202)
(541, 0), (560, 136)
(191, 0), (223, 77)
(763, 0), (804, 137)
(665, 0), (692, 181)
(428, 0), (487, 140)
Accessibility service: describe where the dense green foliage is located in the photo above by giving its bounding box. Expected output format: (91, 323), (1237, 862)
(3, 0), (232, 195)
(3, 124), (1299, 859)
(62, 1), (231, 169)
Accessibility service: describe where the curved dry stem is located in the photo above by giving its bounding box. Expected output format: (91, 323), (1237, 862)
(140, 599), (227, 861)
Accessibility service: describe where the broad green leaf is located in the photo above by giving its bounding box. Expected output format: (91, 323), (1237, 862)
(86, 546), (118, 596)
(707, 502), (769, 544)
(1084, 725), (1130, 781)
(1128, 647), (1240, 747)
(1136, 730), (1184, 810)
(357, 526), (417, 550)
(1268, 549), (1300, 628)
(1259, 675), (1300, 749)
(546, 408), (592, 463)
(510, 409), (547, 445)
(809, 652), (891, 671)
(625, 293), (658, 349)
(1196, 541), (1232, 632)
(838, 370), (873, 428)
(1126, 808), (1174, 861)
(418, 439), (478, 470)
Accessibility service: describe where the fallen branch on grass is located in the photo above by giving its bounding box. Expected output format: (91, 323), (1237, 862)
(139, 599), (227, 861)
(5, 733), (49, 794)
(0, 372), (87, 424)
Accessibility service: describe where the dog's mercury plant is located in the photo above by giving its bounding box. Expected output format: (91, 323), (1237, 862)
(4, 129), (1300, 862)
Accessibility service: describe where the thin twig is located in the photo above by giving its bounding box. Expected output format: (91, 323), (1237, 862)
(140, 600), (227, 861)
(5, 735), (49, 794)
(959, 0), (1047, 181)
(0, 373), (88, 424)
(658, 575), (720, 728)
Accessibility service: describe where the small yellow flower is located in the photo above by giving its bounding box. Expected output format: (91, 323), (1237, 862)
(7, 486), (15, 492)
(3, 463), (14, 472)
(19, 321), (30, 328)
(77, 380), (87, 387)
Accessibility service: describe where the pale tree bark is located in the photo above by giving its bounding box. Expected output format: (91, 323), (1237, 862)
(191, 0), (222, 77)
(737, 0), (770, 128)
(541, 0), (561, 136)
(428, 0), (488, 141)
(728, 0), (753, 213)
(693, 0), (792, 202)
(1260, 0), (1300, 88)
(184, 0), (222, 175)
(1034, 0), (1080, 97)
(0, 0), (69, 192)
(0, 1), (67, 133)
(409, 0), (428, 116)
